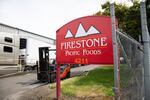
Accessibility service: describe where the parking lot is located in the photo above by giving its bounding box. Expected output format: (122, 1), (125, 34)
(0, 65), (100, 100)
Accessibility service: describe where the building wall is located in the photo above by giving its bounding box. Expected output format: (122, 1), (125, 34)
(0, 23), (56, 65)
(0, 24), (18, 34)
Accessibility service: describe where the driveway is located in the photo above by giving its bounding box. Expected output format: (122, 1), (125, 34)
(71, 64), (100, 77)
(0, 64), (100, 100)
(0, 66), (18, 76)
(0, 72), (45, 100)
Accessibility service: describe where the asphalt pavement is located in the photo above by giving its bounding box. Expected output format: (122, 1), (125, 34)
(0, 66), (19, 76)
(71, 64), (100, 77)
(0, 72), (45, 100)
(0, 64), (100, 100)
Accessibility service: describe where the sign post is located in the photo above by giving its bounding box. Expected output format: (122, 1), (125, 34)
(56, 64), (60, 100)
(56, 16), (118, 99)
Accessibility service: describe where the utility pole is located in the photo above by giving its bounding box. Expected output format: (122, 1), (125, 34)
(110, 3), (120, 100)
(140, 1), (150, 100)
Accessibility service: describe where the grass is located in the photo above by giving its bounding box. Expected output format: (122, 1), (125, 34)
(119, 64), (133, 88)
(61, 66), (114, 97)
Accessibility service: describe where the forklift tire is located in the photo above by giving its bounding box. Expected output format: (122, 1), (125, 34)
(40, 73), (48, 83)
(49, 73), (56, 83)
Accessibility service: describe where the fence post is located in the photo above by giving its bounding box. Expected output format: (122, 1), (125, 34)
(110, 3), (120, 100)
(140, 1), (150, 100)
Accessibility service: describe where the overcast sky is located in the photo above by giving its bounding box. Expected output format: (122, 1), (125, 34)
(0, 0), (132, 39)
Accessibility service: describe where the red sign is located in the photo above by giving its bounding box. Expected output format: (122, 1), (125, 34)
(56, 16), (116, 64)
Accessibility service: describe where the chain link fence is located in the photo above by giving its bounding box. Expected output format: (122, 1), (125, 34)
(117, 31), (144, 100)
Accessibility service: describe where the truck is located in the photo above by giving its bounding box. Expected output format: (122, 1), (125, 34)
(0, 32), (19, 65)
(20, 37), (56, 71)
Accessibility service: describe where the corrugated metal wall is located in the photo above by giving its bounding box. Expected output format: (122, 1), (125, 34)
(0, 23), (56, 65)
(18, 30), (55, 45)
(0, 24), (18, 34)
(0, 23), (55, 45)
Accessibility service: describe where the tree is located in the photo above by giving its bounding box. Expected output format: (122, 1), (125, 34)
(95, 1), (150, 40)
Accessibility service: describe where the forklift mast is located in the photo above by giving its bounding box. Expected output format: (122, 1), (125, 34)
(39, 47), (49, 72)
(37, 47), (52, 82)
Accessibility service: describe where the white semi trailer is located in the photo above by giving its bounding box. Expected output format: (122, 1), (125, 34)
(0, 32), (19, 65)
(20, 37), (56, 70)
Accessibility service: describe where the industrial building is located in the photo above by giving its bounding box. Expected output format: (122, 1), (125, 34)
(0, 23), (56, 70)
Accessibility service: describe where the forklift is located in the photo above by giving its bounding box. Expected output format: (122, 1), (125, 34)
(37, 47), (70, 83)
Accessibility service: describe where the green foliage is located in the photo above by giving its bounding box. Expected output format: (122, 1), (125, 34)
(61, 67), (114, 97)
(95, 1), (150, 40)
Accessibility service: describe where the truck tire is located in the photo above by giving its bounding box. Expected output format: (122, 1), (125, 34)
(24, 66), (32, 72)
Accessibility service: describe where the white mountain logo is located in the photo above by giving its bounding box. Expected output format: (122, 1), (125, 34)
(86, 26), (100, 35)
(65, 30), (73, 38)
(75, 23), (87, 38)
(65, 23), (101, 38)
